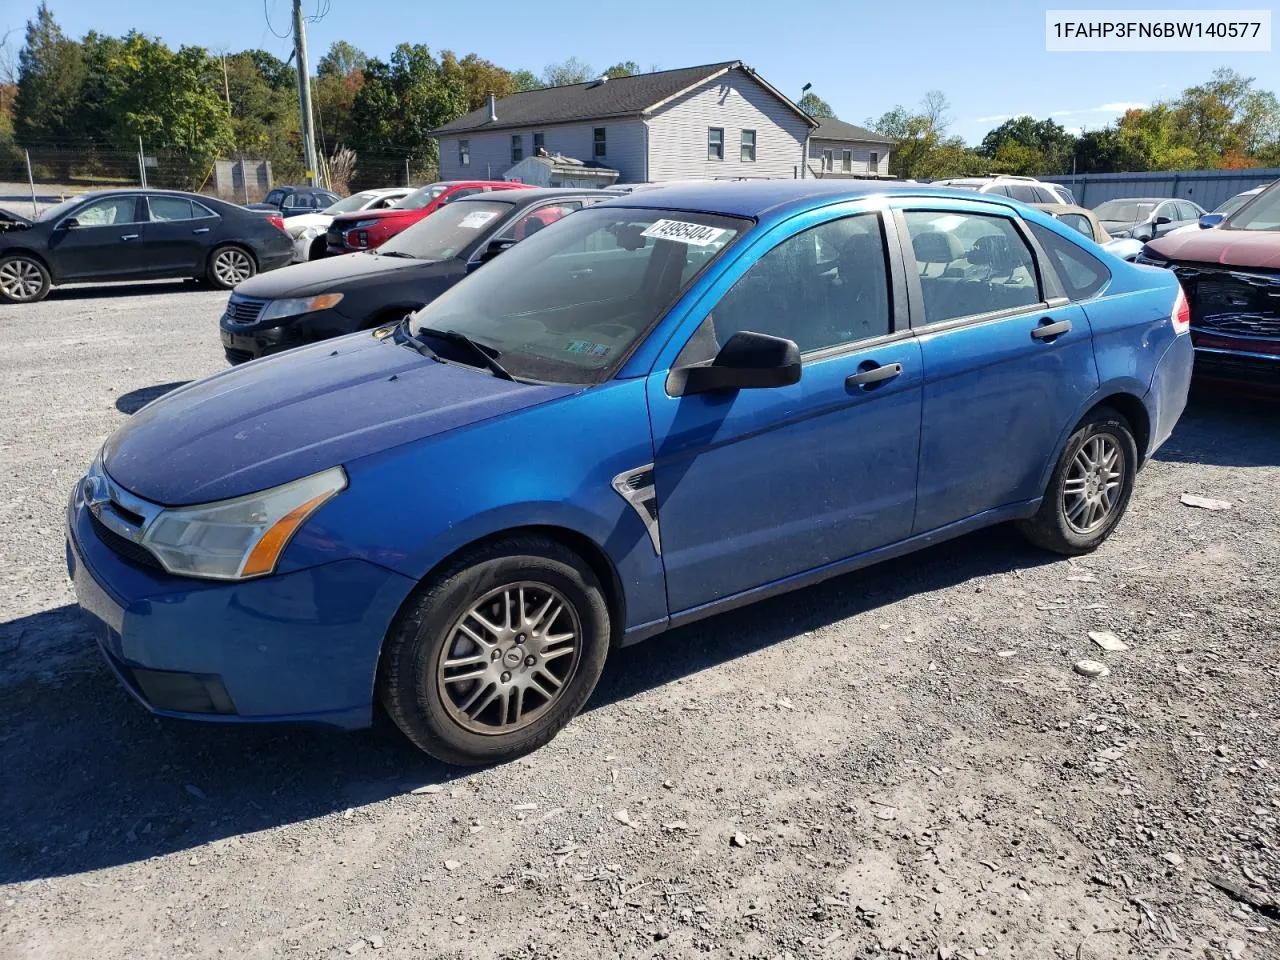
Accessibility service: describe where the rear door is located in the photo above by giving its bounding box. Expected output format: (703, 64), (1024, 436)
(897, 201), (1098, 533)
(142, 195), (219, 276)
(48, 196), (147, 281)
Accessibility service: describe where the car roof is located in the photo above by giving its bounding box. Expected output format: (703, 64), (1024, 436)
(1099, 197), (1167, 203)
(453, 187), (617, 208)
(595, 179), (1030, 220)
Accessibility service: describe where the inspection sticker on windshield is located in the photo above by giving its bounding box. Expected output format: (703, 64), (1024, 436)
(641, 219), (727, 246)
(458, 211), (500, 229)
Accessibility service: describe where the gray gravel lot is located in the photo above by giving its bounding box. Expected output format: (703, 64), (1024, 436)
(1, 286), (1279, 960)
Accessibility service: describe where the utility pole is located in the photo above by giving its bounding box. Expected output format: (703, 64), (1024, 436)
(291, 0), (320, 187)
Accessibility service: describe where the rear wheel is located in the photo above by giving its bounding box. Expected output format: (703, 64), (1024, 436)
(206, 246), (256, 289)
(308, 237), (326, 261)
(1017, 407), (1137, 555)
(0, 255), (50, 304)
(378, 536), (611, 766)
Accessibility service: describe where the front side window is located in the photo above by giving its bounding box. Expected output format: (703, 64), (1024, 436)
(409, 207), (746, 383)
(398, 183), (452, 210)
(700, 213), (891, 355)
(593, 127), (606, 158)
(903, 210), (1040, 324)
(496, 202), (582, 242)
(511, 135), (523, 164)
(708, 127), (724, 161)
(379, 199), (514, 261)
(73, 197), (139, 226)
(264, 189), (285, 206)
(459, 139), (471, 167)
(1028, 222), (1110, 300)
(740, 129), (756, 162)
(147, 196), (196, 222)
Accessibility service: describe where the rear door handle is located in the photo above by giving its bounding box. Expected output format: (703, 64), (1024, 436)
(192, 227), (210, 234)
(1031, 318), (1072, 341)
(120, 233), (140, 241)
(846, 362), (903, 388)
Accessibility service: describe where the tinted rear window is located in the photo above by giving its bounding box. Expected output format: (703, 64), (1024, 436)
(1029, 222), (1110, 300)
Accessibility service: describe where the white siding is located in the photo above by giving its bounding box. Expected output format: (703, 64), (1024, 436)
(644, 68), (810, 181)
(437, 120), (646, 182)
(807, 139), (892, 178)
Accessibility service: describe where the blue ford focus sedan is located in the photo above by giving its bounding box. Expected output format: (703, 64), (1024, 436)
(67, 181), (1192, 765)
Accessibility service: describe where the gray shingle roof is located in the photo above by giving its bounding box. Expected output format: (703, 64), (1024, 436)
(430, 61), (813, 135)
(810, 117), (894, 145)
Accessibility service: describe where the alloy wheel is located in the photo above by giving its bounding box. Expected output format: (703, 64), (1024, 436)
(213, 249), (253, 286)
(0, 259), (44, 301)
(435, 581), (583, 735)
(1062, 434), (1124, 534)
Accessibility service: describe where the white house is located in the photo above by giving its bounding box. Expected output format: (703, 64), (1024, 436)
(431, 61), (867, 185)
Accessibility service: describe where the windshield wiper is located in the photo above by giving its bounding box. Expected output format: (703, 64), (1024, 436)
(418, 327), (515, 381)
(378, 250), (417, 259)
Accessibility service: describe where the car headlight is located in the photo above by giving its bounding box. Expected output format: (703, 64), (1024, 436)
(141, 467), (347, 580)
(258, 293), (344, 323)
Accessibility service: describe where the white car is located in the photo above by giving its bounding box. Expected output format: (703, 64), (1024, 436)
(286, 187), (414, 262)
(931, 175), (1076, 206)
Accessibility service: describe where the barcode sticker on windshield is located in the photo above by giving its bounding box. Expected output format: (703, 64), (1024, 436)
(458, 211), (500, 229)
(641, 219), (727, 246)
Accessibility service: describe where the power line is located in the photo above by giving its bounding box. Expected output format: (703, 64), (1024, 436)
(263, 0), (291, 39)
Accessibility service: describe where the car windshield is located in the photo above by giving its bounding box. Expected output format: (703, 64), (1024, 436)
(378, 200), (515, 260)
(1213, 194), (1253, 217)
(323, 193), (383, 215)
(1223, 183), (1280, 230)
(1095, 201), (1157, 222)
(408, 206), (748, 384)
(397, 183), (452, 211)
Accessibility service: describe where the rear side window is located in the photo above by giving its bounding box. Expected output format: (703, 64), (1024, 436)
(148, 196), (197, 221)
(903, 210), (1040, 324)
(1056, 213), (1092, 239)
(1032, 187), (1057, 203)
(1005, 184), (1039, 203)
(1028, 222), (1110, 300)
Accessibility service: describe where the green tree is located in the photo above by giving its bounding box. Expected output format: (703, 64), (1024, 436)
(870, 93), (981, 179)
(440, 50), (521, 111)
(797, 91), (835, 118)
(1170, 67), (1280, 163)
(978, 115), (1077, 174)
(541, 56), (593, 87)
(603, 60), (639, 79)
(317, 40), (366, 80)
(14, 3), (86, 147)
(511, 69), (541, 92)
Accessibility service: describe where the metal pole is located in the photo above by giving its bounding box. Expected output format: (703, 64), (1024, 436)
(292, 0), (320, 187)
(25, 150), (38, 218)
(138, 136), (147, 188)
(405, 157), (411, 186)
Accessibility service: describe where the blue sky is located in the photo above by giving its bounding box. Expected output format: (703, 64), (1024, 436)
(4, 0), (1277, 144)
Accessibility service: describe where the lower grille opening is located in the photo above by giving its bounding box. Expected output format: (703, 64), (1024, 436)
(89, 510), (162, 571)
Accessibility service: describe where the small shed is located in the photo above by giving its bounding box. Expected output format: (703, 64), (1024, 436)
(503, 152), (619, 189)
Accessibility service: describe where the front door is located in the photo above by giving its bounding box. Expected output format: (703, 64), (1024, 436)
(142, 195), (219, 276)
(896, 204), (1099, 533)
(647, 210), (923, 614)
(48, 196), (147, 281)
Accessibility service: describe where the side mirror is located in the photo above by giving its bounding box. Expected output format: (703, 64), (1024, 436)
(671, 330), (801, 396)
(1198, 213), (1225, 230)
(479, 238), (517, 263)
(1153, 215), (1172, 226)
(60, 217), (80, 230)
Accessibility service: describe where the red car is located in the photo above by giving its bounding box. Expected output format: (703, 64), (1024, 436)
(325, 181), (530, 255)
(1142, 181), (1280, 397)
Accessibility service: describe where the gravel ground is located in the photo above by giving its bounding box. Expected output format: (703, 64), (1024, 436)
(2, 286), (1279, 960)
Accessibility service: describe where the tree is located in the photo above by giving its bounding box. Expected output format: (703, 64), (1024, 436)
(870, 93), (981, 179)
(541, 56), (594, 87)
(797, 91), (835, 118)
(978, 115), (1077, 175)
(440, 51), (521, 111)
(1170, 67), (1280, 163)
(317, 40), (366, 80)
(603, 61), (639, 79)
(511, 69), (541, 92)
(14, 3), (86, 146)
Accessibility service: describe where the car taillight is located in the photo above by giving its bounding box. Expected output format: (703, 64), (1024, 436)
(267, 214), (285, 232)
(1172, 285), (1190, 334)
(358, 231), (368, 248)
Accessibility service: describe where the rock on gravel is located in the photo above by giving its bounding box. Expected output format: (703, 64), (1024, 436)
(1074, 659), (1111, 678)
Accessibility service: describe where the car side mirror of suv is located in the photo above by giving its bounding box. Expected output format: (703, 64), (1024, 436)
(1198, 213), (1225, 229)
(670, 330), (802, 396)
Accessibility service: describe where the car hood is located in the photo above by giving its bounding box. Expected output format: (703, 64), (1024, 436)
(0, 206), (32, 227)
(1146, 228), (1280, 269)
(285, 213), (333, 234)
(1099, 219), (1144, 232)
(232, 251), (439, 298)
(104, 333), (576, 506)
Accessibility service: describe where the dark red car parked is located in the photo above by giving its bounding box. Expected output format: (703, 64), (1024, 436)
(1142, 181), (1280, 396)
(325, 180), (530, 255)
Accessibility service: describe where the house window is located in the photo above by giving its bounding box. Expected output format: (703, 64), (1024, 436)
(593, 127), (606, 158)
(822, 149), (834, 172)
(869, 152), (879, 174)
(533, 132), (544, 153)
(841, 150), (852, 173)
(511, 135), (523, 164)
(740, 129), (756, 162)
(459, 139), (470, 168)
(708, 127), (724, 161)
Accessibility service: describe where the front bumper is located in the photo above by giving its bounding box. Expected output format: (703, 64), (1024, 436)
(220, 306), (360, 363)
(1190, 330), (1280, 396)
(66, 482), (416, 729)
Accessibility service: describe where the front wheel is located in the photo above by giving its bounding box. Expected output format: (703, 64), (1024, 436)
(1017, 407), (1138, 555)
(206, 246), (256, 289)
(0, 255), (51, 304)
(378, 536), (611, 766)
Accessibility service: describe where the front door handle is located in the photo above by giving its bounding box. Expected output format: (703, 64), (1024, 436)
(192, 227), (210, 234)
(120, 233), (140, 241)
(1031, 318), (1072, 341)
(846, 362), (903, 388)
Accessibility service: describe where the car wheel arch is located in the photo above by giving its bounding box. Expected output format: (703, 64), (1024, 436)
(1035, 386), (1154, 498)
(1, 247), (55, 281)
(206, 242), (257, 271)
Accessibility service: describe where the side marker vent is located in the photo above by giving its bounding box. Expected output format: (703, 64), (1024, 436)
(611, 465), (660, 556)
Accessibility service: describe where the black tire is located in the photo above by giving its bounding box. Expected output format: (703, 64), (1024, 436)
(308, 237), (326, 262)
(1017, 406), (1138, 555)
(206, 245), (257, 290)
(378, 535), (611, 766)
(0, 254), (51, 304)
